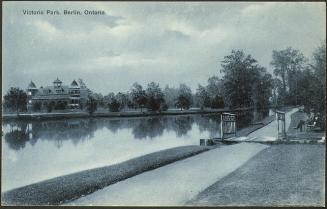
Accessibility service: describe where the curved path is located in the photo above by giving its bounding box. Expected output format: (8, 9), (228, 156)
(68, 143), (268, 206)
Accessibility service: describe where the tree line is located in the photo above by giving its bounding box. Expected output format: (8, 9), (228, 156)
(3, 43), (326, 125)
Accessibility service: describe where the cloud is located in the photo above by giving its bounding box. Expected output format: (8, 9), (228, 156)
(2, 2), (326, 95)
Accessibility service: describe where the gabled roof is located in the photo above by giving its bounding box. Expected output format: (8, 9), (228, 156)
(27, 81), (37, 89)
(71, 80), (79, 87)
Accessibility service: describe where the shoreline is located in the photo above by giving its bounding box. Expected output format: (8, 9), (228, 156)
(2, 107), (256, 120)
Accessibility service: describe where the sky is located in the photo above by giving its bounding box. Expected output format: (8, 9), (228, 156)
(2, 2), (326, 95)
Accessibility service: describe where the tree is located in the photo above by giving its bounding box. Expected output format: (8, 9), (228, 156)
(32, 101), (42, 112)
(3, 87), (27, 114)
(195, 84), (211, 109)
(270, 47), (306, 105)
(108, 98), (121, 112)
(104, 92), (115, 105)
(86, 96), (97, 115)
(295, 42), (326, 130)
(221, 50), (264, 108)
(175, 84), (193, 110)
(251, 72), (273, 115)
(271, 78), (284, 107)
(211, 95), (225, 109)
(92, 93), (104, 108)
(206, 76), (224, 98)
(146, 82), (165, 111)
(54, 101), (68, 110)
(116, 92), (129, 111)
(46, 101), (55, 113)
(163, 85), (179, 108)
(130, 82), (147, 112)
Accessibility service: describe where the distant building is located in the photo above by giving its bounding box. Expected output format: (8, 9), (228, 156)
(26, 78), (91, 111)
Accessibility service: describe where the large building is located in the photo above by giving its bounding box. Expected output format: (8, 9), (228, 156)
(26, 78), (91, 111)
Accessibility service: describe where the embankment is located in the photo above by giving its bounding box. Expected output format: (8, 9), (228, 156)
(2, 107), (255, 120)
(1, 145), (210, 205)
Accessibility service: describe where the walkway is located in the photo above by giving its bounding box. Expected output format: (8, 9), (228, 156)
(225, 108), (298, 142)
(67, 143), (268, 206)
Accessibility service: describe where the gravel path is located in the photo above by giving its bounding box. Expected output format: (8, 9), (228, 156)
(188, 144), (325, 206)
(1, 145), (210, 205)
(67, 143), (268, 206)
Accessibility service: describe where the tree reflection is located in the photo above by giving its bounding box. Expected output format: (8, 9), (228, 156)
(3, 112), (255, 150)
(3, 118), (97, 149)
(132, 117), (165, 139)
(172, 116), (194, 137)
(4, 122), (29, 150)
(194, 114), (221, 138)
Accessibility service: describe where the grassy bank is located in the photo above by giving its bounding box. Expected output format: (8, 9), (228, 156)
(188, 144), (325, 206)
(2, 145), (210, 206)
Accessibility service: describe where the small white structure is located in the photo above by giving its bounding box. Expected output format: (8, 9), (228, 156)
(276, 111), (286, 140)
(220, 113), (237, 140)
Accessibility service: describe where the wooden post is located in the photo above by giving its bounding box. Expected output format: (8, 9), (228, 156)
(283, 117), (286, 139)
(220, 113), (223, 140)
(234, 121), (236, 137)
(277, 112), (279, 140)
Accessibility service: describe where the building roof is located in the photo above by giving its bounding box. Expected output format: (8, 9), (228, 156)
(33, 85), (70, 100)
(70, 80), (79, 87)
(32, 85), (90, 100)
(53, 78), (62, 84)
(27, 81), (37, 89)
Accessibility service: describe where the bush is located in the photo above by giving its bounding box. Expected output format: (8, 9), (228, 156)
(108, 99), (121, 112)
(32, 102), (42, 111)
(46, 102), (55, 113)
(86, 97), (97, 115)
(211, 95), (224, 109)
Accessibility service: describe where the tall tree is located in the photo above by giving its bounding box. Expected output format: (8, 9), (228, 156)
(90, 93), (104, 108)
(86, 96), (97, 115)
(116, 92), (129, 111)
(175, 84), (193, 110)
(311, 42), (326, 90)
(146, 82), (165, 111)
(3, 87), (27, 114)
(206, 76), (223, 98)
(270, 47), (306, 105)
(221, 50), (264, 108)
(195, 84), (211, 109)
(130, 82), (147, 112)
(251, 72), (273, 114)
(163, 85), (179, 108)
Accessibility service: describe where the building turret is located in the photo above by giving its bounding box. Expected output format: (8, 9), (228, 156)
(27, 81), (38, 96)
(69, 80), (81, 109)
(53, 78), (62, 88)
(26, 81), (38, 111)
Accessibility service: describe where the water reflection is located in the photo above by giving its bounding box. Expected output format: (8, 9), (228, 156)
(3, 115), (223, 149)
(3, 109), (270, 151)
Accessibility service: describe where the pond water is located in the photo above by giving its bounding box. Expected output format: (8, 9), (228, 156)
(2, 110), (269, 192)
